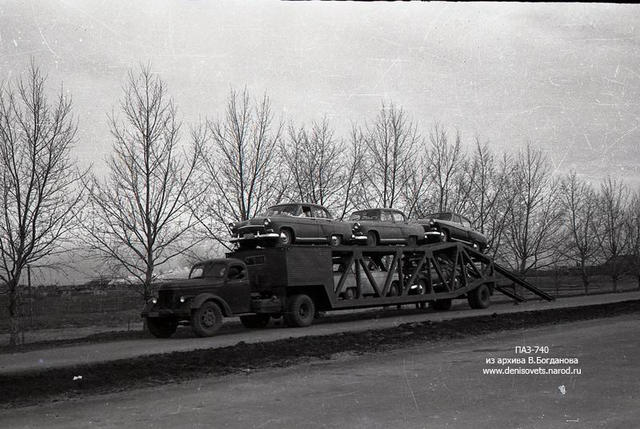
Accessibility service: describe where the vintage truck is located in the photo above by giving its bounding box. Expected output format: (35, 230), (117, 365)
(141, 244), (553, 338)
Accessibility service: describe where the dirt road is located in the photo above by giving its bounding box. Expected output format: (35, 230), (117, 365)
(2, 291), (638, 374)
(1, 312), (637, 428)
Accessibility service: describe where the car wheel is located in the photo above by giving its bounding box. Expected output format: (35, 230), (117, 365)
(329, 234), (342, 246)
(146, 317), (177, 338)
(343, 287), (357, 300)
(279, 229), (294, 246)
(432, 298), (452, 311)
(366, 231), (378, 246)
(191, 301), (223, 337)
(387, 280), (400, 297)
(284, 294), (315, 327)
(467, 284), (491, 309)
(240, 314), (271, 329)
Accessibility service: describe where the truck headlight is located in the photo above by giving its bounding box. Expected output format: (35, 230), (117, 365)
(353, 222), (361, 231)
(179, 296), (186, 303)
(228, 222), (235, 230)
(264, 218), (271, 227)
(150, 297), (157, 304)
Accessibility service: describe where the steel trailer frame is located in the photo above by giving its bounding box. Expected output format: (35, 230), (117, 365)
(328, 242), (553, 309)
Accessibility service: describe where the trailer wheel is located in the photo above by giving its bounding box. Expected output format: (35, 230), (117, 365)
(240, 314), (271, 329)
(146, 317), (178, 338)
(284, 294), (315, 327)
(432, 298), (452, 311)
(191, 301), (223, 337)
(468, 284), (491, 309)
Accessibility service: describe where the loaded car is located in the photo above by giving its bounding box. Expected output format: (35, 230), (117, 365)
(229, 203), (354, 247)
(416, 212), (488, 251)
(349, 208), (425, 246)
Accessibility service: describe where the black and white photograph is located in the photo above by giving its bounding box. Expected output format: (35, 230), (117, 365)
(0, 1), (639, 427)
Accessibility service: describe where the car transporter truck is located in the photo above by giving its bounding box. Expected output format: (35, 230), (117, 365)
(142, 242), (554, 338)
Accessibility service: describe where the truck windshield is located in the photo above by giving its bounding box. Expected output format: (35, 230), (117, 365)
(265, 205), (299, 217)
(189, 262), (226, 279)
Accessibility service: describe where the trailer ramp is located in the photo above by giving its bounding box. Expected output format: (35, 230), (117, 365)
(463, 246), (555, 302)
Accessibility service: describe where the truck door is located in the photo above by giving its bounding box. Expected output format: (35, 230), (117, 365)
(222, 263), (251, 313)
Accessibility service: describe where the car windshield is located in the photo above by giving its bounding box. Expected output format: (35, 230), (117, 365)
(427, 213), (453, 221)
(264, 204), (300, 217)
(349, 210), (379, 221)
(189, 262), (226, 279)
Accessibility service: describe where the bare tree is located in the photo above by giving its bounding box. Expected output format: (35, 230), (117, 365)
(84, 65), (200, 303)
(0, 62), (84, 345)
(281, 119), (346, 214)
(335, 126), (367, 220)
(361, 102), (419, 209)
(559, 172), (600, 292)
(466, 140), (515, 257)
(194, 89), (284, 249)
(500, 144), (564, 275)
(598, 176), (630, 291)
(424, 123), (465, 213)
(625, 190), (640, 289)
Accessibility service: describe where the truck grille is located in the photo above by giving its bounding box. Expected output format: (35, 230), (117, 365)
(158, 290), (174, 308)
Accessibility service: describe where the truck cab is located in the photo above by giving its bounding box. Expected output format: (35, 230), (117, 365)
(142, 258), (252, 338)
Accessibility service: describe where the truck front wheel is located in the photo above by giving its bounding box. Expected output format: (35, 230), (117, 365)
(284, 294), (315, 327)
(191, 301), (223, 337)
(240, 314), (271, 329)
(147, 317), (178, 338)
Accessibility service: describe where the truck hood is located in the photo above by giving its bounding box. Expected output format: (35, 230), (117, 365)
(157, 278), (225, 291)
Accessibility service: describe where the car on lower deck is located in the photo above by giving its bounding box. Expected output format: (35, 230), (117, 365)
(416, 212), (488, 251)
(349, 208), (425, 246)
(229, 203), (354, 247)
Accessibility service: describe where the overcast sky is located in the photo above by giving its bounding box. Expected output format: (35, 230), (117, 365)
(2, 1), (639, 185)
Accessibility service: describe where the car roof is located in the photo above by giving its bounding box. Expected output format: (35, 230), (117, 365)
(353, 208), (405, 214)
(270, 202), (328, 209)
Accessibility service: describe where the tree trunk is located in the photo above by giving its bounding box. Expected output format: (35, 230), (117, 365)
(580, 265), (589, 295)
(8, 278), (20, 346)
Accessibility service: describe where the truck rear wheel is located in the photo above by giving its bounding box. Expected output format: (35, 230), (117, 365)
(240, 314), (271, 329)
(191, 301), (223, 337)
(284, 294), (315, 327)
(432, 298), (452, 311)
(146, 317), (178, 338)
(468, 284), (491, 309)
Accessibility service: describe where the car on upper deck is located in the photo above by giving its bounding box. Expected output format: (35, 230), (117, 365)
(229, 203), (354, 247)
(349, 208), (425, 246)
(416, 212), (488, 251)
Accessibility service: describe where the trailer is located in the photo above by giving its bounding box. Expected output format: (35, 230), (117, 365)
(142, 242), (553, 338)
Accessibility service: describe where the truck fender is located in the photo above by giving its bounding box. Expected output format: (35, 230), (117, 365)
(190, 293), (233, 317)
